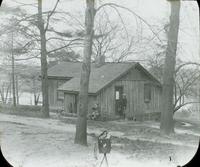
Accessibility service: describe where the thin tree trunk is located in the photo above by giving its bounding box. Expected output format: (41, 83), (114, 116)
(8, 75), (12, 104)
(35, 94), (40, 106)
(16, 75), (19, 105)
(11, 32), (16, 107)
(38, 0), (49, 117)
(74, 0), (95, 145)
(0, 84), (4, 103)
(160, 1), (180, 135)
(33, 77), (38, 106)
(5, 84), (10, 104)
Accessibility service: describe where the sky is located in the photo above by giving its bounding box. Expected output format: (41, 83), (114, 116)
(0, 0), (199, 65)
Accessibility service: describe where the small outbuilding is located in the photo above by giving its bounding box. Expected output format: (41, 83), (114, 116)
(48, 61), (162, 121)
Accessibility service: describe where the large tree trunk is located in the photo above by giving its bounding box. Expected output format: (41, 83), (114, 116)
(37, 0), (49, 117)
(11, 32), (16, 107)
(74, 0), (95, 145)
(160, 1), (180, 135)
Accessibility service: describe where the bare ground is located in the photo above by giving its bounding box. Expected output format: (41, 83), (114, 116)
(0, 112), (199, 167)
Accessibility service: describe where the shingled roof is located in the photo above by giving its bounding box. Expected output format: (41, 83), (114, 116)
(48, 62), (82, 79)
(48, 61), (161, 94)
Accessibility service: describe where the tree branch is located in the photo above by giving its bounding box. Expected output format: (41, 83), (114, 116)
(96, 3), (163, 43)
(47, 38), (82, 54)
(175, 62), (200, 74)
(174, 101), (200, 113)
(44, 0), (60, 32)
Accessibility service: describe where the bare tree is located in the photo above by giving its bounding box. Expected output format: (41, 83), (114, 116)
(11, 32), (16, 106)
(92, 14), (138, 62)
(14, 64), (41, 106)
(74, 0), (95, 145)
(0, 82), (11, 104)
(0, 27), (34, 106)
(1, 1), (82, 112)
(37, 0), (50, 117)
(174, 68), (200, 112)
(160, 0), (181, 135)
(73, 1), (169, 144)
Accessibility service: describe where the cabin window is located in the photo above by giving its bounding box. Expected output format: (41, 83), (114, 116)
(144, 83), (151, 103)
(57, 80), (65, 100)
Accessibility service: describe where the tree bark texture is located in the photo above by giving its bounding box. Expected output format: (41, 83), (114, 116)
(74, 0), (95, 145)
(38, 0), (49, 117)
(160, 1), (180, 135)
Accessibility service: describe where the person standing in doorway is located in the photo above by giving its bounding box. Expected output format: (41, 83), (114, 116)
(121, 94), (127, 119)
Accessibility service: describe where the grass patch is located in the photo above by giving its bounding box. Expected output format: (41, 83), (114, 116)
(0, 104), (44, 118)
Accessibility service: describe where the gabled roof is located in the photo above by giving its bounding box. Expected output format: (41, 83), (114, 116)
(48, 62), (82, 79)
(48, 61), (161, 94)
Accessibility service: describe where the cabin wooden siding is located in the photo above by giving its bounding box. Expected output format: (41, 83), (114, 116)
(96, 86), (116, 119)
(59, 66), (161, 120)
(64, 93), (96, 115)
(95, 66), (161, 120)
(64, 94), (76, 113)
(48, 79), (58, 107)
(48, 78), (69, 109)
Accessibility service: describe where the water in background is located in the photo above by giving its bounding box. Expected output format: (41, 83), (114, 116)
(19, 92), (42, 106)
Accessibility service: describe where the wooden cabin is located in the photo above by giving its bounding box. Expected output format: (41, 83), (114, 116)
(48, 62), (162, 121)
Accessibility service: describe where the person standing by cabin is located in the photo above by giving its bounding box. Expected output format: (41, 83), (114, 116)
(121, 94), (127, 119)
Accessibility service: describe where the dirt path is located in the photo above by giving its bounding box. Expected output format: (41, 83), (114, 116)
(0, 113), (198, 167)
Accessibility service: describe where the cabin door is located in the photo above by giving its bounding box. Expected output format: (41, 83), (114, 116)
(74, 95), (78, 113)
(115, 86), (124, 116)
(67, 95), (78, 114)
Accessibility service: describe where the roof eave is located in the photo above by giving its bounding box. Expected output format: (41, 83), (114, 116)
(47, 76), (72, 80)
(59, 89), (97, 96)
(95, 63), (136, 94)
(135, 63), (162, 87)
